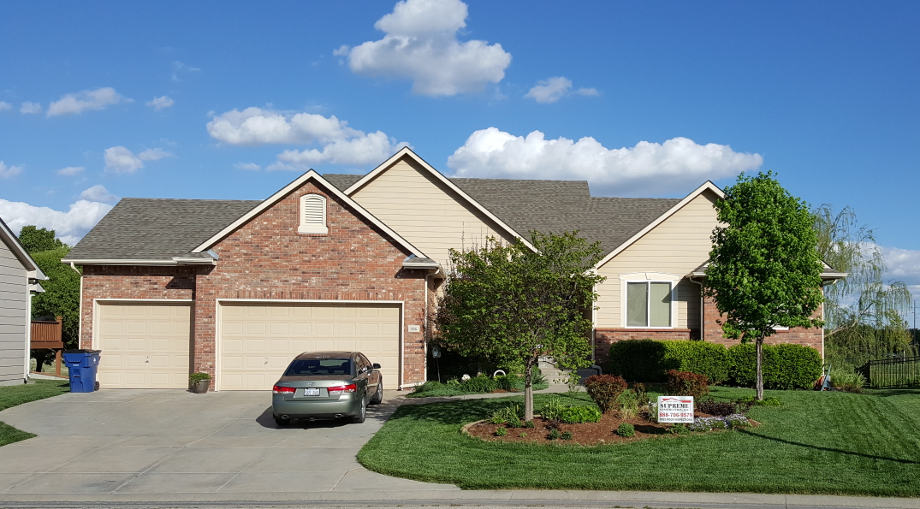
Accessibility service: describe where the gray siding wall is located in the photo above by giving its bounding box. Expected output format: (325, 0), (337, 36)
(0, 239), (28, 385)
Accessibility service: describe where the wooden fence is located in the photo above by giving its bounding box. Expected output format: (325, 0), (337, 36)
(30, 316), (64, 377)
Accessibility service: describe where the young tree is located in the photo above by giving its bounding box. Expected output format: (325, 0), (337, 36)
(704, 172), (824, 400)
(18, 227), (81, 371)
(435, 231), (605, 420)
(813, 205), (913, 366)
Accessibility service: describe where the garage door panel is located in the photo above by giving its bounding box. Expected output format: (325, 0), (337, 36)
(219, 303), (400, 391)
(96, 302), (192, 389)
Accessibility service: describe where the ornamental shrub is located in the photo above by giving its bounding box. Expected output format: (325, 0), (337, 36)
(558, 405), (602, 424)
(490, 403), (523, 425)
(617, 422), (635, 437)
(461, 374), (497, 393)
(697, 398), (737, 416)
(665, 369), (709, 399)
(560, 431), (574, 440)
(495, 427), (507, 437)
(540, 396), (566, 421)
(584, 374), (628, 413)
(607, 339), (729, 383)
(728, 343), (821, 390)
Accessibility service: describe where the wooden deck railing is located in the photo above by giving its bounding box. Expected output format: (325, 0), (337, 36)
(30, 316), (64, 377)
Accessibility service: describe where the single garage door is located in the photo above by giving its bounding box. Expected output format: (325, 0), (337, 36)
(95, 302), (193, 388)
(218, 302), (400, 391)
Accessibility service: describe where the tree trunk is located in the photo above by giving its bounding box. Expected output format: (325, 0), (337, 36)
(755, 334), (765, 401)
(524, 358), (535, 421)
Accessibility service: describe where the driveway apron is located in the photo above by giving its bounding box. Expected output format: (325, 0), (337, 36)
(0, 389), (458, 499)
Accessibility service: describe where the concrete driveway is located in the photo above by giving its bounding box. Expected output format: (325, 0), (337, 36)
(0, 388), (458, 502)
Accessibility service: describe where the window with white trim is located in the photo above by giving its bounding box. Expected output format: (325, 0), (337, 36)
(626, 281), (673, 327)
(298, 194), (328, 234)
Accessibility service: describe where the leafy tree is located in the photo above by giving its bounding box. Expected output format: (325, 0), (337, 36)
(18, 227), (80, 371)
(813, 205), (913, 367)
(435, 231), (605, 420)
(18, 225), (66, 253)
(704, 172), (824, 400)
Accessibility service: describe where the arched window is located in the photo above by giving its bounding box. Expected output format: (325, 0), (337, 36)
(298, 194), (328, 234)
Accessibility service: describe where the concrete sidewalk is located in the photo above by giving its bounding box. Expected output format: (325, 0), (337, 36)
(0, 387), (916, 509)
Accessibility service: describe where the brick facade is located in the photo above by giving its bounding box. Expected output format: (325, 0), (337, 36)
(79, 179), (433, 389)
(594, 328), (693, 366)
(702, 295), (824, 357)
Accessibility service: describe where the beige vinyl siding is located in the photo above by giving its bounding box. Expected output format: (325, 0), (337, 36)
(596, 190), (717, 329)
(0, 241), (27, 385)
(350, 157), (517, 269)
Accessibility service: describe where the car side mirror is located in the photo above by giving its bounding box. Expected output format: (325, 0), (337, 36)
(372, 363), (381, 370)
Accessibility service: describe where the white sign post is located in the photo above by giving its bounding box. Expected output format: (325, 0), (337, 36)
(657, 396), (694, 423)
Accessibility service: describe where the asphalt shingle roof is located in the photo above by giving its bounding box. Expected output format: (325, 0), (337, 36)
(68, 173), (684, 262)
(67, 198), (261, 260)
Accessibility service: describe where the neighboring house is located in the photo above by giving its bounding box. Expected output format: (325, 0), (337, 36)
(63, 148), (845, 390)
(0, 217), (47, 386)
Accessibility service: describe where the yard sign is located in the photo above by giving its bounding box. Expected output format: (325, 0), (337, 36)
(657, 396), (694, 423)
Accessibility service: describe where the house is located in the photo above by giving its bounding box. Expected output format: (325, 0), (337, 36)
(0, 217), (47, 386)
(63, 148), (844, 390)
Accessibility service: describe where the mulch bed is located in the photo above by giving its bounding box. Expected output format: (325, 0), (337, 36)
(464, 411), (751, 446)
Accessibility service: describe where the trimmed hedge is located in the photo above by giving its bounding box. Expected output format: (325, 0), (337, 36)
(728, 342), (822, 390)
(608, 339), (821, 389)
(607, 339), (729, 383)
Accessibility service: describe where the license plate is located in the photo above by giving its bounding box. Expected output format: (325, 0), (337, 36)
(303, 388), (320, 396)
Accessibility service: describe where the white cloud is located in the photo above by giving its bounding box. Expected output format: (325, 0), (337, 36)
(525, 77), (599, 104)
(234, 162), (261, 171)
(208, 107), (407, 168)
(0, 101), (10, 111)
(333, 45), (350, 57)
(78, 185), (118, 203)
(138, 148), (171, 161)
(104, 146), (172, 174)
(20, 102), (41, 114)
(58, 166), (85, 176)
(277, 132), (408, 166)
(46, 87), (129, 117)
(146, 95), (174, 110)
(447, 128), (764, 196)
(881, 246), (920, 297)
(0, 198), (113, 246)
(0, 161), (23, 178)
(207, 107), (359, 146)
(342, 0), (511, 96)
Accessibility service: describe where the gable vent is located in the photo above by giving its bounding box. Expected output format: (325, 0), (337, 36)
(298, 194), (328, 234)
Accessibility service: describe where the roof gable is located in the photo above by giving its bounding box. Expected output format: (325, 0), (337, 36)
(594, 181), (725, 270)
(0, 216), (45, 279)
(343, 147), (536, 251)
(193, 170), (426, 258)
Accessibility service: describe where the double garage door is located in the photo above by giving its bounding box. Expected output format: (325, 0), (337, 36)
(95, 301), (400, 390)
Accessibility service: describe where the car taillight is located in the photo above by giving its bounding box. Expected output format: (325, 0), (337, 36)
(273, 385), (295, 394)
(327, 383), (356, 395)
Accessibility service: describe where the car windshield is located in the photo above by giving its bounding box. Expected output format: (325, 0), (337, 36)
(284, 358), (352, 376)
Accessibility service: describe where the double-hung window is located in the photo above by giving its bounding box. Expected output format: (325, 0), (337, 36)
(626, 281), (672, 328)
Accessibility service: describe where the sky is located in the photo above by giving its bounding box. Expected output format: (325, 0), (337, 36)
(0, 0), (918, 310)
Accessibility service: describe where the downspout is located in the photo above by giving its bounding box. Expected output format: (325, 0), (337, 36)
(24, 280), (32, 383)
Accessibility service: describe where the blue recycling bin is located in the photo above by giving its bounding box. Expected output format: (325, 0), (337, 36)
(63, 350), (101, 393)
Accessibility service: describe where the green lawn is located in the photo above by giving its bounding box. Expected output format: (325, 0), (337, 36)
(358, 387), (920, 496)
(0, 380), (70, 446)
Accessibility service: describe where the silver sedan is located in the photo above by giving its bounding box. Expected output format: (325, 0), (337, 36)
(271, 351), (383, 426)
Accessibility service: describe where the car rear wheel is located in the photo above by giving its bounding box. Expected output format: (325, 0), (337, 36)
(274, 415), (291, 427)
(352, 399), (367, 423)
(370, 382), (383, 405)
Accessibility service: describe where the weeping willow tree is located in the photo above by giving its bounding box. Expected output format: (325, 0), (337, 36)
(814, 205), (914, 368)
